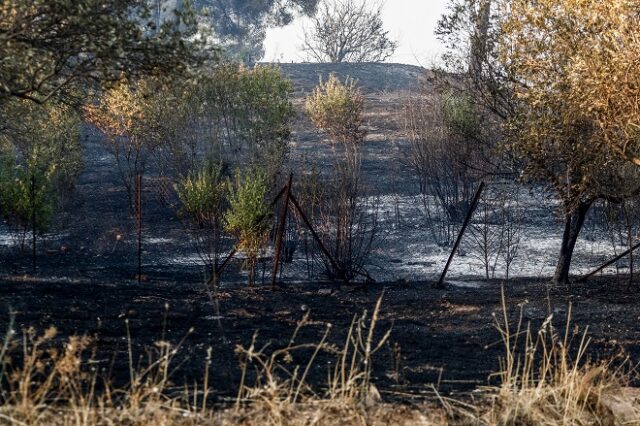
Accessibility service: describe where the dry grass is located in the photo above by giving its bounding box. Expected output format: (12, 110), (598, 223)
(0, 291), (638, 425)
(465, 287), (637, 425)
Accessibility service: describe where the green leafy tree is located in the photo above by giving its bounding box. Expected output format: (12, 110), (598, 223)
(0, 155), (53, 245)
(153, 64), (294, 182)
(198, 64), (295, 173)
(0, 100), (81, 246)
(225, 168), (271, 286)
(2, 100), (83, 192)
(0, 0), (203, 108)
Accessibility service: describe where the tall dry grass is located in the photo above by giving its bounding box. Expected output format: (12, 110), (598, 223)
(469, 287), (635, 425)
(0, 296), (440, 425)
(0, 290), (637, 425)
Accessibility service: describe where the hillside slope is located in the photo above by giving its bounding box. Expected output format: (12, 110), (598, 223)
(264, 62), (430, 94)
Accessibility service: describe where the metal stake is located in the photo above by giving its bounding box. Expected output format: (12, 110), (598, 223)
(136, 174), (142, 283)
(271, 174), (293, 289)
(435, 181), (486, 289)
(578, 241), (640, 283)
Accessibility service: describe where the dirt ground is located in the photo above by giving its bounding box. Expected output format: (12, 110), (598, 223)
(0, 273), (636, 404)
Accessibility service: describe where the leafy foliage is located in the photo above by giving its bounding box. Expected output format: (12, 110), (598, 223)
(501, 0), (640, 168)
(85, 77), (172, 209)
(196, 64), (295, 179)
(305, 74), (365, 146)
(498, 0), (640, 283)
(176, 161), (227, 227)
(225, 168), (272, 285)
(441, 91), (480, 140)
(0, 101), (82, 235)
(0, 156), (53, 235)
(499, 0), (640, 211)
(0, 0), (204, 106)
(176, 161), (228, 278)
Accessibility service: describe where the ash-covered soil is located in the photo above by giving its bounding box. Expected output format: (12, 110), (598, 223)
(0, 275), (635, 402)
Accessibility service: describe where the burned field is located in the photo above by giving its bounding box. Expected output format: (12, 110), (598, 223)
(1, 63), (640, 419)
(0, 274), (635, 403)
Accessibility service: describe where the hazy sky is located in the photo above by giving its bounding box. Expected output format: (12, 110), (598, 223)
(263, 0), (450, 66)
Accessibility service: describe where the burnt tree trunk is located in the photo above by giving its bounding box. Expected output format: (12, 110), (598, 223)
(553, 201), (592, 285)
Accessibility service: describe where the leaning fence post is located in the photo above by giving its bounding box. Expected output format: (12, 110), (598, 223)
(272, 173), (293, 289)
(289, 193), (348, 285)
(136, 174), (143, 283)
(577, 240), (640, 283)
(435, 181), (486, 289)
(31, 173), (36, 273)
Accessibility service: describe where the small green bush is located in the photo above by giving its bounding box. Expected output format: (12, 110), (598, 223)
(0, 101), (82, 241)
(176, 162), (227, 227)
(225, 168), (271, 286)
(305, 74), (366, 146)
(0, 148), (54, 239)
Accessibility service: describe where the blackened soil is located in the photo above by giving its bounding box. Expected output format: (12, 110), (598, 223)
(0, 274), (637, 403)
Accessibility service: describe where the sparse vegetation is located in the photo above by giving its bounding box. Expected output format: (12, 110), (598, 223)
(3, 1), (640, 424)
(225, 168), (272, 286)
(305, 75), (377, 280)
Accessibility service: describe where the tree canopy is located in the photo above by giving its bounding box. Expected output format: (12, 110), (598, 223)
(501, 0), (640, 168)
(0, 0), (204, 107)
(194, 0), (319, 62)
(302, 0), (397, 63)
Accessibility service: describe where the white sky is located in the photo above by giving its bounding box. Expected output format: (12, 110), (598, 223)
(263, 0), (450, 66)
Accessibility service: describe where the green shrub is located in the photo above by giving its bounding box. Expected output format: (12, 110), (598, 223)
(198, 64), (295, 179)
(176, 162), (227, 226)
(225, 168), (271, 286)
(176, 161), (228, 281)
(0, 101), (82, 241)
(305, 74), (366, 146)
(0, 149), (55, 239)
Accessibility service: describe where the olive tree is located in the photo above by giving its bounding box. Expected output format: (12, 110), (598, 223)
(496, 0), (640, 284)
(504, 0), (640, 170)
